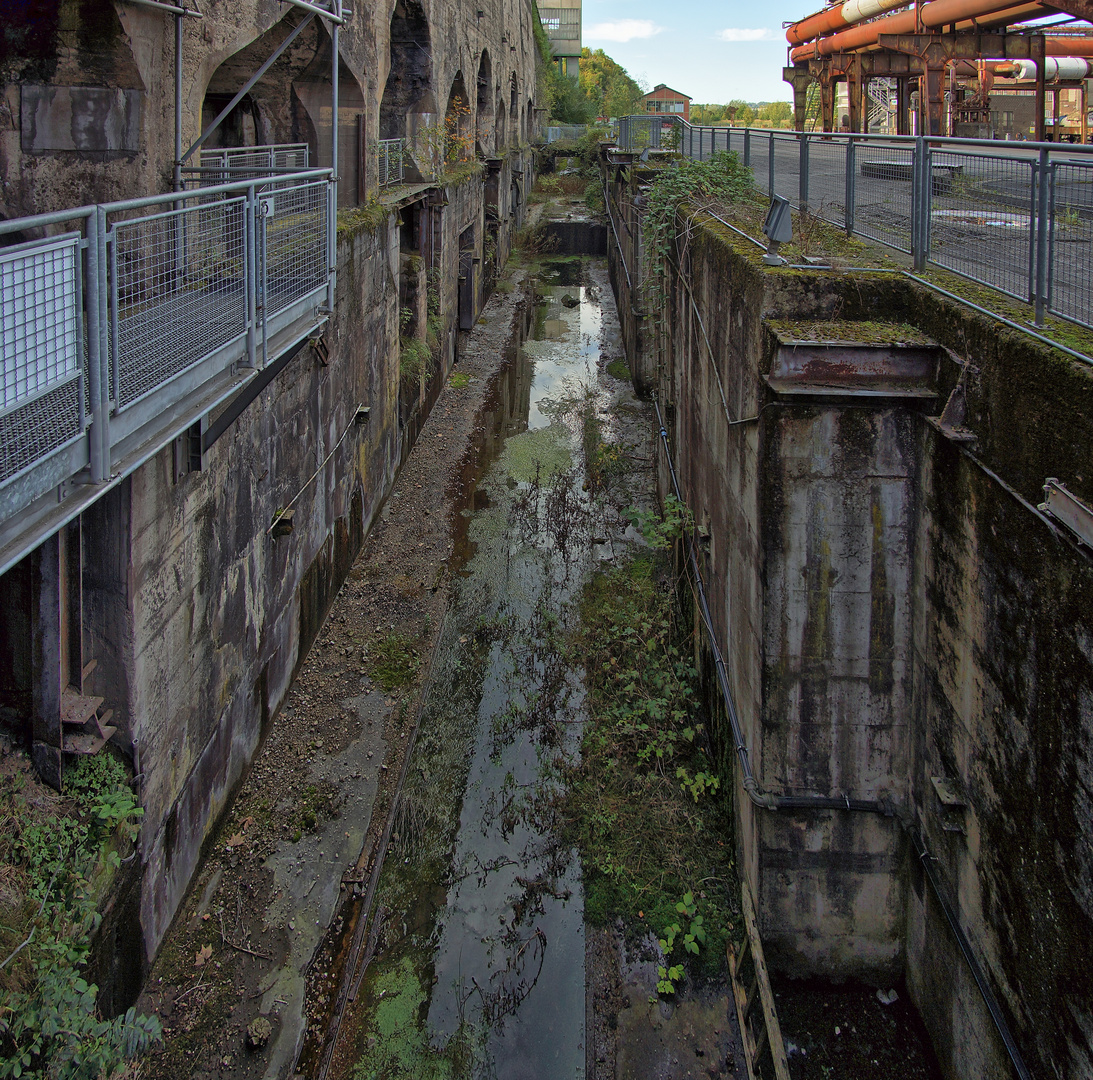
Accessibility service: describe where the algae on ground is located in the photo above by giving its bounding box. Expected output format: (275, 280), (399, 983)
(500, 423), (573, 483)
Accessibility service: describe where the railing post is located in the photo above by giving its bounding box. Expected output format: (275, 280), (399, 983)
(799, 132), (810, 210)
(768, 132), (775, 197)
(94, 207), (111, 479)
(744, 128), (751, 168)
(85, 214), (105, 484)
(912, 136), (928, 271)
(845, 135), (856, 235)
(245, 185), (257, 369)
(1033, 148), (1052, 326)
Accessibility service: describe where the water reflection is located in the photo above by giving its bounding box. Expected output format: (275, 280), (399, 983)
(352, 259), (609, 1079)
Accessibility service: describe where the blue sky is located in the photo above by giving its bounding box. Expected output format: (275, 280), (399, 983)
(581, 0), (808, 104)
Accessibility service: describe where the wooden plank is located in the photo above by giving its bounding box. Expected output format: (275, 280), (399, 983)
(741, 885), (793, 1080)
(727, 942), (762, 1080)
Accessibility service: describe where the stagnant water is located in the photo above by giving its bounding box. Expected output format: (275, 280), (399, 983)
(346, 258), (639, 1078)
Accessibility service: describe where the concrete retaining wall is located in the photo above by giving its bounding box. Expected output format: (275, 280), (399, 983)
(606, 160), (1093, 1080)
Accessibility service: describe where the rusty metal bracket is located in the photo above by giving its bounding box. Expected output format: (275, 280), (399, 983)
(1038, 479), (1093, 548)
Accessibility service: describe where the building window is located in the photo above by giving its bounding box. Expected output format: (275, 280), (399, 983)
(540, 8), (580, 35)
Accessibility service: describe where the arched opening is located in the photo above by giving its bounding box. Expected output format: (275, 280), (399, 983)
(509, 73), (518, 131)
(201, 14), (366, 205)
(527, 98), (535, 142)
(380, 0), (433, 141)
(476, 50), (494, 155)
(443, 71), (473, 167)
(495, 95), (507, 149)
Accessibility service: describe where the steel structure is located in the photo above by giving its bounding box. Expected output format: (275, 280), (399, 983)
(782, 0), (1093, 139)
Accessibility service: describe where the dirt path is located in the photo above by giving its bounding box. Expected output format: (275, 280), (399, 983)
(137, 261), (537, 1080)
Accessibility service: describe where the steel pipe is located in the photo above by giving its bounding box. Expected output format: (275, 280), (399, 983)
(787, 0), (913, 47)
(791, 0), (1062, 60)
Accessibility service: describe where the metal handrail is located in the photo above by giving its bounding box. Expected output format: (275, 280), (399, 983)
(615, 116), (1093, 332)
(0, 169), (336, 567)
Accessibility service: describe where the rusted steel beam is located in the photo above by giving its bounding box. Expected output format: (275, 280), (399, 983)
(791, 0), (1056, 60)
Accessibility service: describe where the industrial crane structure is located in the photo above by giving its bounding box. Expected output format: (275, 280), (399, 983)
(782, 0), (1093, 138)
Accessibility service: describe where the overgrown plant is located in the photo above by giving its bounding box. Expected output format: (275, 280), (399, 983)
(558, 545), (736, 990)
(641, 150), (757, 308)
(0, 754), (159, 1078)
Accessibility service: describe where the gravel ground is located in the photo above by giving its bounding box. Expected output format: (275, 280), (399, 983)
(136, 255), (539, 1080)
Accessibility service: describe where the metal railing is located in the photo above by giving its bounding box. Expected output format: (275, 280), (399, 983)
(543, 124), (588, 144)
(377, 139), (404, 187)
(181, 143), (310, 188)
(0, 169), (334, 558)
(617, 117), (1093, 331)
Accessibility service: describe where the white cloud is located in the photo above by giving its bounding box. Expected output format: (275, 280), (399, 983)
(585, 19), (665, 42)
(717, 27), (777, 42)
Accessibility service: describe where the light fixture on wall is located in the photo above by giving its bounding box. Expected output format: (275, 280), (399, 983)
(762, 195), (793, 266)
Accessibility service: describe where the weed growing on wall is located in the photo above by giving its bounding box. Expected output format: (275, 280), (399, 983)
(558, 547), (737, 991)
(0, 753), (159, 1078)
(641, 150), (757, 308)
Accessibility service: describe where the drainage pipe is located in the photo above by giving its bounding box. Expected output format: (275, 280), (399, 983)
(649, 393), (1033, 1080)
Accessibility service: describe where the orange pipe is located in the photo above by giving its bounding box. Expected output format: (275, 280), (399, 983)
(787, 0), (913, 47)
(791, 0), (1078, 61)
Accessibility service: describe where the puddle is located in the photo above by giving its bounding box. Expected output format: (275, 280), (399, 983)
(343, 258), (622, 1077)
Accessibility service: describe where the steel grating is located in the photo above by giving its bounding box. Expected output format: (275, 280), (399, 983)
(0, 235), (84, 483)
(855, 142), (915, 253)
(1048, 161), (1093, 329)
(112, 196), (249, 410)
(263, 180), (328, 318)
(928, 150), (1034, 303)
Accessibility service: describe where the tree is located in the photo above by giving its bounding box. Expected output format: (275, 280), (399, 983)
(579, 48), (645, 119)
(729, 99), (756, 126)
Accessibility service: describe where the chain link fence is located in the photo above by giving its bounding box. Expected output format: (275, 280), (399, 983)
(617, 117), (1093, 331)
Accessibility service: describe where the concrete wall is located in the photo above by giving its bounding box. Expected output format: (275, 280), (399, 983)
(0, 0), (538, 979)
(606, 162), (1093, 1080)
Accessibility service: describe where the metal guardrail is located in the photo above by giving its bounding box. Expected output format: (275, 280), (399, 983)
(377, 139), (404, 187)
(0, 169), (334, 560)
(544, 124), (588, 144)
(181, 143), (310, 188)
(617, 117), (1093, 331)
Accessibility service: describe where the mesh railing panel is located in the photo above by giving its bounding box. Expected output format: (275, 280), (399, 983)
(751, 132), (774, 197)
(0, 236), (84, 484)
(263, 180), (329, 318)
(377, 140), (404, 187)
(927, 150), (1034, 303)
(807, 139), (848, 229)
(1048, 161), (1093, 328)
(0, 380), (83, 485)
(854, 141), (916, 253)
(772, 134), (800, 206)
(112, 196), (249, 410)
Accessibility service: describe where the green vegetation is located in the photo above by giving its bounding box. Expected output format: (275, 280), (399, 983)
(606, 359), (631, 381)
(400, 338), (433, 383)
(0, 753), (160, 1078)
(642, 151), (758, 309)
(578, 48), (646, 120)
(449, 372), (470, 389)
(691, 100), (793, 129)
(559, 545), (736, 991)
(337, 200), (390, 240)
(367, 632), (421, 692)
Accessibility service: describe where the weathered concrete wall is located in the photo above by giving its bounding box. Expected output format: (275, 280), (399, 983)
(0, 0), (539, 982)
(606, 161), (1093, 1080)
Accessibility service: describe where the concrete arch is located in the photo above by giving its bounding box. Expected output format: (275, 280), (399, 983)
(380, 0), (434, 141)
(444, 70), (473, 164)
(495, 95), (507, 148)
(476, 50), (494, 154)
